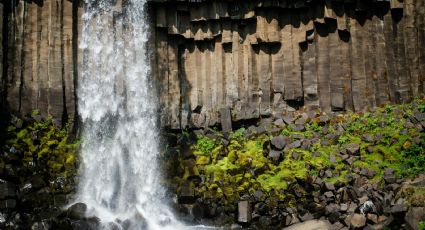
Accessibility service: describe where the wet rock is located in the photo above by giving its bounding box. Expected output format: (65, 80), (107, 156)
(271, 136), (287, 150)
(178, 180), (196, 204)
(350, 213), (366, 228)
(0, 199), (16, 209)
(191, 202), (206, 220)
(71, 217), (100, 230)
(258, 216), (272, 227)
(0, 181), (16, 199)
(230, 223), (243, 229)
(346, 143), (360, 155)
(405, 207), (425, 230)
(283, 219), (332, 230)
(31, 221), (50, 230)
(237, 201), (251, 223)
(66, 202), (87, 220)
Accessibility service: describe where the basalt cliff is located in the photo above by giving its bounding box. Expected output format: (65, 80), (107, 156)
(1, 0), (424, 129)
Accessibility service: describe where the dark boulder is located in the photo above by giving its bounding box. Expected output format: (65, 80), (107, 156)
(271, 136), (287, 150)
(66, 202), (87, 220)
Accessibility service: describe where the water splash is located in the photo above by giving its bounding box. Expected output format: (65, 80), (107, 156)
(75, 1), (184, 229)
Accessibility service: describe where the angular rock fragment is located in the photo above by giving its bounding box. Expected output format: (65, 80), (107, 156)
(350, 213), (366, 228)
(237, 200), (251, 223)
(220, 107), (233, 133)
(346, 143), (360, 155)
(271, 135), (286, 150)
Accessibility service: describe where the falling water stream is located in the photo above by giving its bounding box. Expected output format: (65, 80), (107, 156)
(75, 0), (188, 229)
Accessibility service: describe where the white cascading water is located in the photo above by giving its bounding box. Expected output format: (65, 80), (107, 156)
(75, 0), (186, 229)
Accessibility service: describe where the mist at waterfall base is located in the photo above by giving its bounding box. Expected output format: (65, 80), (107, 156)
(74, 1), (192, 229)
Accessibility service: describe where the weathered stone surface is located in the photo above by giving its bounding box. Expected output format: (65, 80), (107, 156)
(3, 0), (81, 128)
(2, 0), (425, 130)
(220, 107), (233, 133)
(350, 214), (366, 228)
(271, 136), (287, 150)
(283, 219), (332, 230)
(237, 200), (251, 223)
(0, 181), (16, 199)
(66, 202), (87, 220)
(405, 207), (425, 230)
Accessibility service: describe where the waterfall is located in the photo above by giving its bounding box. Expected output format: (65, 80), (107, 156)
(75, 0), (183, 229)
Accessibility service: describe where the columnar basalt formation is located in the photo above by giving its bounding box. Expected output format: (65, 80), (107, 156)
(152, 0), (425, 129)
(1, 0), (424, 129)
(1, 0), (82, 127)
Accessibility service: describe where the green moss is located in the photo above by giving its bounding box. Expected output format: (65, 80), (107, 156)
(184, 98), (425, 205)
(235, 140), (268, 169)
(194, 136), (216, 156)
(196, 156), (210, 165)
(205, 157), (238, 176)
(4, 115), (79, 181)
(257, 172), (288, 192)
(231, 128), (246, 141)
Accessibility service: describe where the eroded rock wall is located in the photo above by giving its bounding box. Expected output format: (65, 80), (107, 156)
(1, 0), (424, 129)
(1, 0), (82, 127)
(152, 0), (425, 129)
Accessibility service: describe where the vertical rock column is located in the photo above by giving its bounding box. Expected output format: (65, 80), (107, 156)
(6, 0), (81, 127)
(0, 2), (3, 109)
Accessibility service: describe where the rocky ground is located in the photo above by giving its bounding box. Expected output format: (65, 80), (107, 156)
(0, 99), (425, 229)
(0, 112), (79, 229)
(165, 98), (425, 229)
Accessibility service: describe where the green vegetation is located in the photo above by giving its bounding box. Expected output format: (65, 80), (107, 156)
(419, 221), (425, 230)
(183, 97), (425, 206)
(4, 113), (79, 180)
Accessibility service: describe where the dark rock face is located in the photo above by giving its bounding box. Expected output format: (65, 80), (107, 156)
(66, 203), (87, 220)
(2, 0), (425, 129)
